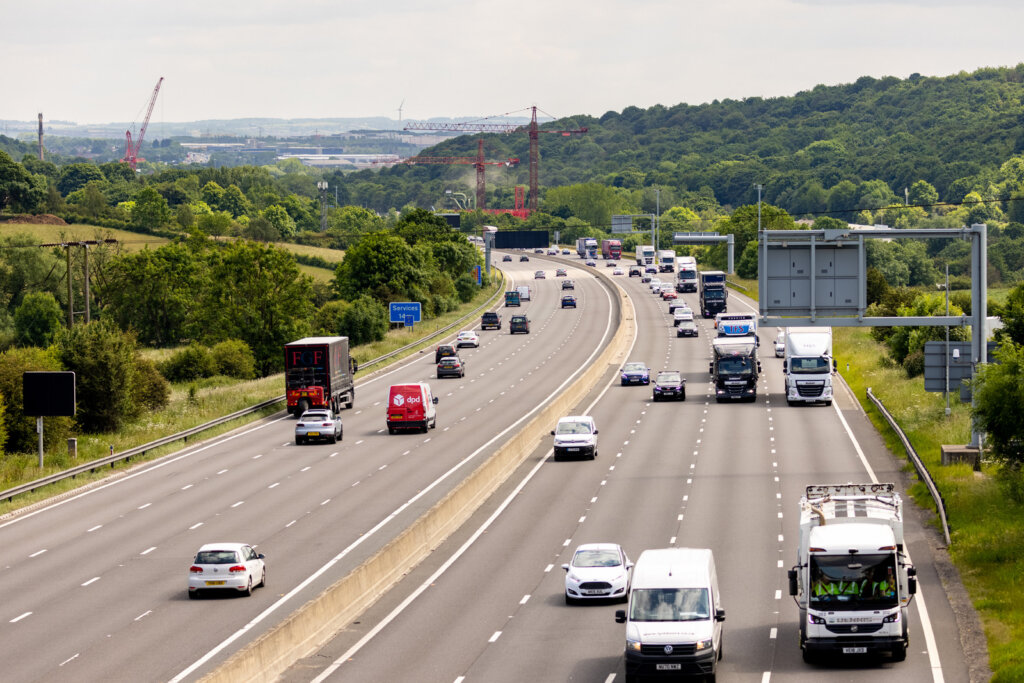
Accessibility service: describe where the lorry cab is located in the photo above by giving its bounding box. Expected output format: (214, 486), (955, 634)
(615, 548), (724, 682)
(386, 383), (438, 434)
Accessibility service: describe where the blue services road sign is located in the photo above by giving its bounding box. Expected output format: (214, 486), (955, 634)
(389, 302), (422, 327)
(473, 265), (482, 285)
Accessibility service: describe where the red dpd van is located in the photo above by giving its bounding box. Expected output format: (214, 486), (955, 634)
(386, 383), (438, 434)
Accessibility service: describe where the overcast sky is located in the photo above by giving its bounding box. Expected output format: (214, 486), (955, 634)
(3, 0), (1023, 126)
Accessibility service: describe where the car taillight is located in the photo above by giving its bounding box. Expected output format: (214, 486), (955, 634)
(322, 422), (331, 426)
(190, 566), (203, 573)
(229, 565), (246, 573)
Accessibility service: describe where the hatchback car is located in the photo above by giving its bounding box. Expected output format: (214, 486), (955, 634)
(645, 265), (658, 273)
(188, 542), (265, 598)
(562, 279), (575, 290)
(605, 261), (616, 268)
(502, 254), (512, 262)
(668, 300), (689, 313)
(295, 409), (343, 444)
(509, 315), (530, 334)
(534, 248), (545, 254)
(437, 356), (466, 378)
(548, 248), (559, 255)
(551, 415), (598, 460)
(562, 249), (571, 255)
(640, 275), (652, 284)
(563, 543), (632, 604)
(520, 255), (530, 262)
(675, 321), (700, 339)
(648, 279), (662, 291)
(620, 362), (650, 385)
(555, 268), (567, 277)
(585, 259), (597, 267)
(661, 290), (677, 300)
(676, 320), (699, 338)
(534, 270), (546, 279)
(455, 330), (479, 348)
(435, 343), (457, 363)
(653, 370), (686, 401)
(613, 268), (624, 275)
(774, 330), (786, 358)
(673, 308), (695, 326)
(561, 295), (577, 308)
(629, 267), (642, 277)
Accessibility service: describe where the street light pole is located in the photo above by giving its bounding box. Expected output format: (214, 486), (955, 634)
(317, 180), (329, 232)
(754, 183), (764, 233)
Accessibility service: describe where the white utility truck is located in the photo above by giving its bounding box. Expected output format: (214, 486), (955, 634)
(787, 483), (917, 664)
(783, 327), (835, 406)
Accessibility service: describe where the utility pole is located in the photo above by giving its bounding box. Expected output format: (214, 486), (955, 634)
(38, 113), (44, 160)
(66, 246), (73, 327)
(83, 245), (91, 323)
(317, 181), (329, 232)
(754, 184), (764, 233)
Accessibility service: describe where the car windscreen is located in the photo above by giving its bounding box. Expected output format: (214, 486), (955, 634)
(623, 363), (646, 372)
(704, 289), (726, 300)
(630, 588), (710, 622)
(196, 550), (240, 564)
(790, 357), (830, 373)
(808, 553), (899, 610)
(657, 373), (682, 384)
(718, 357), (753, 375)
(573, 549), (622, 568)
(556, 421), (592, 435)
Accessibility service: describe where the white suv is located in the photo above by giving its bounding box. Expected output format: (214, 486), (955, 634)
(551, 415), (598, 460)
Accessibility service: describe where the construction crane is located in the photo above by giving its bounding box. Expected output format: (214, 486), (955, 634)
(123, 77), (164, 170)
(404, 106), (587, 212)
(391, 139), (519, 210)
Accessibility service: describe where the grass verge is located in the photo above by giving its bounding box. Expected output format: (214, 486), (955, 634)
(834, 326), (1020, 681)
(0, 270), (504, 515)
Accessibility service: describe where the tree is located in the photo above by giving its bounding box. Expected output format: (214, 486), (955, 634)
(14, 291), (64, 347)
(56, 319), (139, 432)
(192, 241), (314, 375)
(57, 163), (105, 196)
(0, 232), (64, 313)
(261, 204), (296, 238)
(131, 186), (171, 230)
(220, 184), (252, 218)
(543, 183), (636, 227)
(995, 282), (1024, 346)
(334, 230), (428, 302)
(201, 181), (225, 210)
(736, 241), (759, 279)
(972, 342), (1024, 465)
(339, 294), (388, 345)
(327, 205), (384, 248)
(908, 180), (939, 209)
(0, 151), (44, 212)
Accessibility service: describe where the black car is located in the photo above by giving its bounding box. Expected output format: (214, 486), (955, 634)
(509, 315), (530, 334)
(481, 311), (502, 330)
(435, 343), (457, 364)
(520, 255), (530, 262)
(561, 280), (575, 290)
(645, 265), (658, 274)
(676, 320), (699, 337)
(652, 370), (686, 401)
(629, 267), (642, 277)
(561, 295), (577, 308)
(640, 275), (652, 283)
(502, 255), (512, 262)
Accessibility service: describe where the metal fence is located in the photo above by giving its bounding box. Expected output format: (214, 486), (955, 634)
(1, 273), (505, 505)
(866, 387), (952, 546)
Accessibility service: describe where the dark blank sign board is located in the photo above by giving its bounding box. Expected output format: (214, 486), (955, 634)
(493, 230), (548, 249)
(23, 371), (76, 417)
(763, 244), (863, 316)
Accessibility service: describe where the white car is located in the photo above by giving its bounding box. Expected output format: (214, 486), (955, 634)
(774, 330), (786, 358)
(563, 543), (632, 604)
(188, 542), (265, 598)
(551, 415), (598, 460)
(613, 268), (624, 275)
(648, 279), (662, 291)
(535, 270), (546, 279)
(456, 330), (480, 348)
(673, 308), (695, 326)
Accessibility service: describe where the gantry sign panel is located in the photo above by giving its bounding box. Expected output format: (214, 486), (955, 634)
(762, 242), (864, 317)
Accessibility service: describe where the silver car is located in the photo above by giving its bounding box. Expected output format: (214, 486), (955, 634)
(295, 409), (342, 444)
(187, 542), (265, 598)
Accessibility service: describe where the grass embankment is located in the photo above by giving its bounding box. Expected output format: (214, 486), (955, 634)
(0, 270), (504, 515)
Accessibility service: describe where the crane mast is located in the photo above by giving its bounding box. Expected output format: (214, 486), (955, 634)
(123, 77), (164, 170)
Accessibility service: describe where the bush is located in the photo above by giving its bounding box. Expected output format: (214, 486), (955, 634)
(314, 300), (349, 336)
(339, 295), (388, 345)
(902, 349), (925, 378)
(210, 339), (256, 379)
(56, 320), (139, 433)
(161, 344), (216, 382)
(0, 347), (73, 452)
(133, 357), (171, 411)
(454, 273), (478, 303)
(14, 291), (64, 347)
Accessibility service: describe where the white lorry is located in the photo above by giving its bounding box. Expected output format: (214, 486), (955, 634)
(636, 245), (656, 266)
(787, 483), (916, 664)
(783, 327), (835, 406)
(675, 256), (698, 292)
(657, 249), (676, 273)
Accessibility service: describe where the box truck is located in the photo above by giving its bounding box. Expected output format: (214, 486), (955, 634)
(284, 337), (355, 416)
(783, 327), (835, 406)
(675, 256), (698, 292)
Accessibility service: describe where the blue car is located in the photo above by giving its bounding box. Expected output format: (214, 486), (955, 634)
(620, 362), (650, 386)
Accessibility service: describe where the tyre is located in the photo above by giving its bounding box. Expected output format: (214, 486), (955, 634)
(388, 427), (396, 435)
(553, 451), (561, 462)
(802, 648), (816, 664)
(787, 398), (796, 406)
(680, 389), (686, 401)
(892, 644), (907, 662)
(295, 436), (304, 445)
(259, 567), (266, 588)
(188, 590), (199, 600)
(430, 417), (437, 429)
(338, 428), (343, 441)
(243, 577), (252, 597)
(824, 400), (832, 407)
(297, 399), (310, 415)
(421, 423), (429, 434)
(564, 594), (575, 606)
(329, 433), (337, 444)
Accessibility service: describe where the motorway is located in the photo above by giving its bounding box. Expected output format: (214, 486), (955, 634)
(0, 254), (620, 682)
(281, 255), (971, 683)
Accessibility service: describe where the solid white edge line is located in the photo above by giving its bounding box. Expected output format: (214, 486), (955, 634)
(173, 270), (616, 683)
(832, 399), (943, 682)
(308, 267), (633, 683)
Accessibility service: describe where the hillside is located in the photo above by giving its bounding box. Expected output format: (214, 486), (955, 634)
(343, 65), (1024, 213)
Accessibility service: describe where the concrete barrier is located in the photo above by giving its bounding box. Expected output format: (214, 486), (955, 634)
(201, 268), (636, 683)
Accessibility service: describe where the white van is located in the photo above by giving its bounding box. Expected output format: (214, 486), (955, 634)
(615, 548), (724, 681)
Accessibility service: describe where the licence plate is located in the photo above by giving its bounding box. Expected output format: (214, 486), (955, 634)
(843, 647), (867, 654)
(567, 447), (580, 452)
(390, 415), (402, 420)
(582, 589), (606, 595)
(656, 664), (681, 671)
(205, 581), (225, 586)
(307, 432), (320, 436)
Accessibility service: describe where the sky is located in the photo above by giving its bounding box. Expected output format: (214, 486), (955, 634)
(2, 0), (1024, 126)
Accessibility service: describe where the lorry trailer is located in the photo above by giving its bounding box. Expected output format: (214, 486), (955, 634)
(285, 336), (356, 416)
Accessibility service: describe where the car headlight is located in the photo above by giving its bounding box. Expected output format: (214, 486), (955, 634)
(567, 572), (580, 583)
(626, 639), (642, 653)
(694, 638), (713, 651)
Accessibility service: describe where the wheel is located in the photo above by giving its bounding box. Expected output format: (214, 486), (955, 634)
(705, 673), (716, 683)
(259, 567), (266, 588)
(344, 391), (354, 410)
(297, 399), (310, 415)
(338, 428), (343, 441)
(295, 436), (304, 445)
(787, 399), (796, 406)
(188, 590), (199, 600)
(892, 644), (907, 662)
(824, 400), (832, 407)
(802, 648), (816, 664)
(242, 576), (252, 597)
(564, 594), (575, 606)
(553, 452), (561, 462)
(421, 423), (429, 434)
(329, 433), (337, 444)
(388, 427), (396, 435)
(680, 389), (686, 401)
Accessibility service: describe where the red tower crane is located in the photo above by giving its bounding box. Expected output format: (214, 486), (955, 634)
(123, 77), (164, 170)
(393, 139), (519, 210)
(404, 106), (587, 213)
